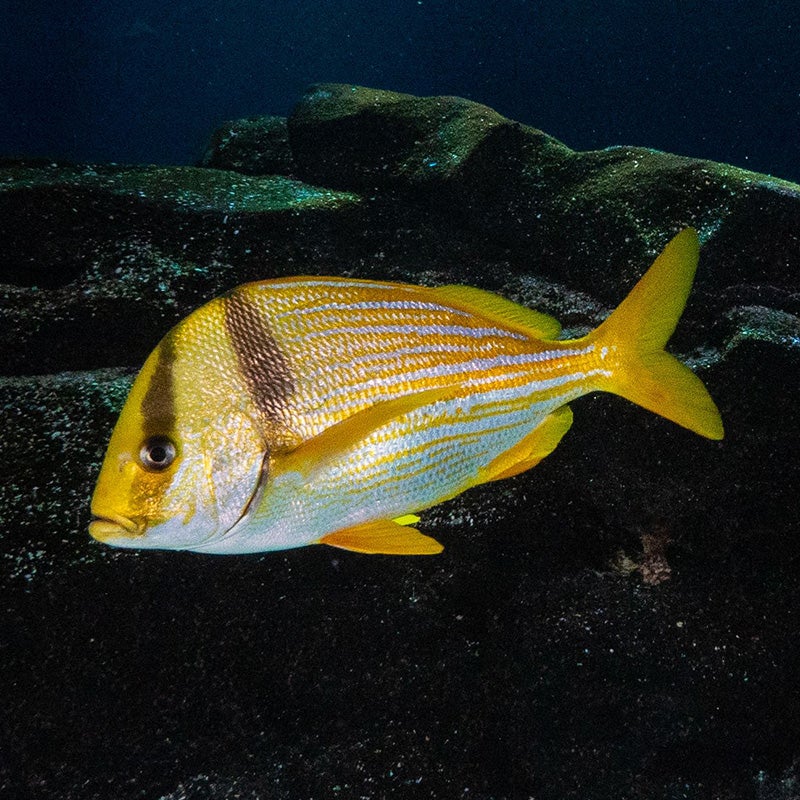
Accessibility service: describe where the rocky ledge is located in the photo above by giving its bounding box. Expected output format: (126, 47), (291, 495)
(1, 84), (799, 799)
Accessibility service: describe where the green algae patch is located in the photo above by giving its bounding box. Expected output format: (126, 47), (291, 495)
(288, 83), (572, 190)
(724, 306), (800, 352)
(0, 160), (364, 290)
(0, 162), (360, 213)
(108, 167), (360, 212)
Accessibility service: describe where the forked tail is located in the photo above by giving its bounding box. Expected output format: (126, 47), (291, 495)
(587, 228), (724, 440)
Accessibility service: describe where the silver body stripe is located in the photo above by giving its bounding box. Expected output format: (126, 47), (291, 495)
(277, 299), (474, 318)
(314, 366), (609, 421)
(302, 323), (528, 341)
(304, 344), (595, 387)
(334, 345), (591, 373)
(193, 284), (612, 554)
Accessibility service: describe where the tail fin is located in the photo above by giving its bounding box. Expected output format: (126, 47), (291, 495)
(589, 228), (724, 440)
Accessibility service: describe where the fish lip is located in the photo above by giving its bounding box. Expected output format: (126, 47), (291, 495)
(89, 513), (142, 540)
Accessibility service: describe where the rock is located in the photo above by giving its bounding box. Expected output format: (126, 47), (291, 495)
(287, 83), (572, 192)
(2, 85), (799, 800)
(200, 115), (296, 176)
(0, 369), (131, 562)
(0, 163), (360, 372)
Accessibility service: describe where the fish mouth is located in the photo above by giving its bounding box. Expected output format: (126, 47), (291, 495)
(89, 513), (143, 541)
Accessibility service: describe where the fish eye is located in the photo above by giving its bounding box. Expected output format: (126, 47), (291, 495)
(139, 436), (177, 472)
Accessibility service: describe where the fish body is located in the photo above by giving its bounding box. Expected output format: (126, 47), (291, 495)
(90, 229), (723, 555)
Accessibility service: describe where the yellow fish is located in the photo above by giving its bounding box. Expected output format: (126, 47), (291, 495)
(90, 228), (723, 555)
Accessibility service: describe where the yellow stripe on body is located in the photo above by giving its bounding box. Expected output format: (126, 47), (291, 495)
(294, 381), (588, 528)
(230, 279), (610, 535)
(251, 281), (592, 398)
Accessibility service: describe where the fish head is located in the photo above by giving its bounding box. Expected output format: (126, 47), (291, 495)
(90, 296), (277, 551)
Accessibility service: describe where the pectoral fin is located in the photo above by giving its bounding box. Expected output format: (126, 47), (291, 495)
(319, 518), (443, 555)
(477, 405), (573, 484)
(279, 387), (455, 478)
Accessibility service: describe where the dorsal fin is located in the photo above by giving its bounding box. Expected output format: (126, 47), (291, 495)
(432, 284), (561, 340)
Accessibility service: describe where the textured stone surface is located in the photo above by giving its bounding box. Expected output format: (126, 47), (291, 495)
(200, 115), (296, 177)
(2, 85), (800, 799)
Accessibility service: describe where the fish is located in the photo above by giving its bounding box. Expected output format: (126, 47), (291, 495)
(89, 228), (723, 556)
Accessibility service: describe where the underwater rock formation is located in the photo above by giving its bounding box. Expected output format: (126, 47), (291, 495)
(2, 85), (799, 799)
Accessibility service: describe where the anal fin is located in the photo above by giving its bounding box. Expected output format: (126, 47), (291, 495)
(319, 518), (443, 555)
(478, 405), (573, 484)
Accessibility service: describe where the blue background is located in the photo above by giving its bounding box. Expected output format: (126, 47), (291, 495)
(2, 0), (799, 181)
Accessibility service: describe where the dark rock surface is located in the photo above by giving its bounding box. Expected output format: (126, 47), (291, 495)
(200, 115), (296, 177)
(2, 85), (799, 799)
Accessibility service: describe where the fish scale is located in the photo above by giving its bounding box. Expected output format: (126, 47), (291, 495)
(218, 281), (608, 552)
(237, 279), (573, 439)
(89, 229), (724, 556)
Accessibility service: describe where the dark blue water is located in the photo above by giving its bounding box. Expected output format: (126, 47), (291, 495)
(3, 0), (799, 180)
